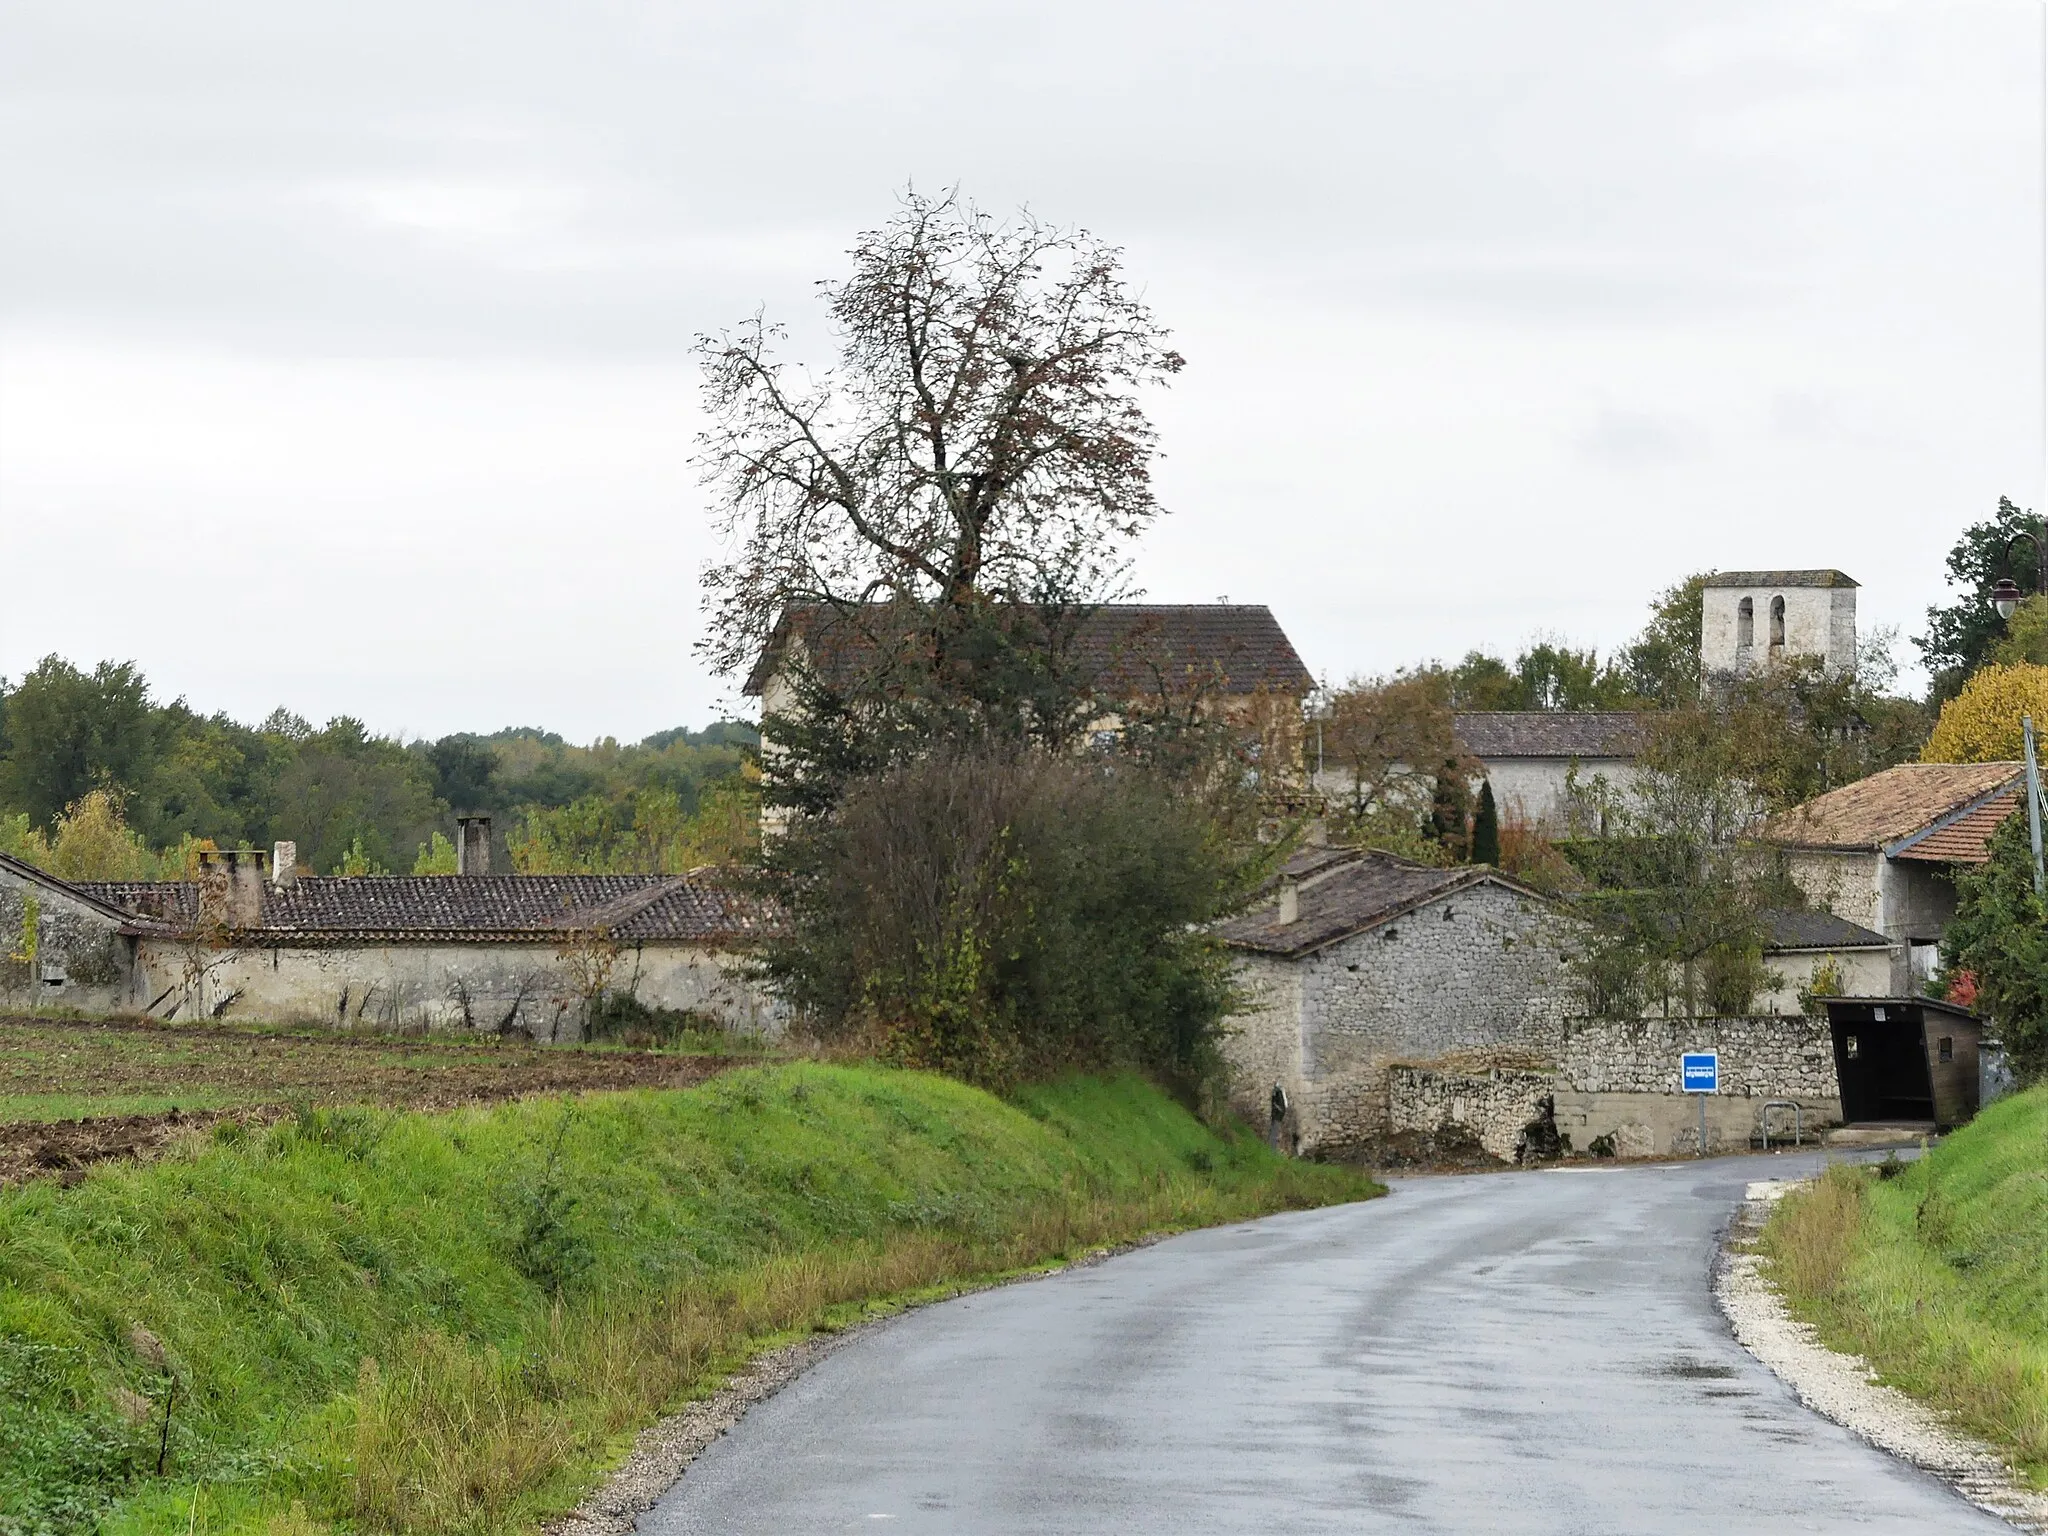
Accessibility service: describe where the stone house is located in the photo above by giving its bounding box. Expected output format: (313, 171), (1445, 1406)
(1450, 711), (1645, 834)
(1758, 761), (2021, 994)
(1216, 848), (1578, 1156)
(0, 851), (167, 1014)
(1, 840), (775, 1037)
(745, 601), (1315, 762)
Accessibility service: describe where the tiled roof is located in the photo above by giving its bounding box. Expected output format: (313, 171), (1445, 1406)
(1452, 711), (1645, 760)
(744, 603), (1313, 699)
(1700, 570), (1859, 589)
(1218, 852), (1552, 958)
(1762, 909), (1890, 951)
(74, 874), (765, 945)
(0, 855), (176, 933)
(1759, 763), (2023, 852)
(1892, 789), (2021, 865)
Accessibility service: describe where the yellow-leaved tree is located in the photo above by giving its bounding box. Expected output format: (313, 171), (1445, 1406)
(1922, 662), (2048, 763)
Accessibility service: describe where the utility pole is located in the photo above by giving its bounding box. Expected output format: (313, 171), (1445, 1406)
(2026, 715), (2046, 898)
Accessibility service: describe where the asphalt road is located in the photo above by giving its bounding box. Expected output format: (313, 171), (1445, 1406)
(644, 1152), (2010, 1534)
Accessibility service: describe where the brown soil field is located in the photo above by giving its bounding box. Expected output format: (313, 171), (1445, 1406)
(0, 1013), (740, 1185)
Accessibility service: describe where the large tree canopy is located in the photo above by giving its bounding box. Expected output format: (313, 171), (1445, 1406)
(693, 189), (1185, 685)
(1918, 496), (2037, 702)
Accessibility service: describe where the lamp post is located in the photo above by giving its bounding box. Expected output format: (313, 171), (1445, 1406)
(1992, 526), (2048, 620)
(1305, 680), (1333, 783)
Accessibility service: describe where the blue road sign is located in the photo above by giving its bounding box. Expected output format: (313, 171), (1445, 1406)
(1681, 1053), (1719, 1093)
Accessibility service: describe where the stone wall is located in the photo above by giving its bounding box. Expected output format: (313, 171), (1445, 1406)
(1385, 1014), (1843, 1162)
(1386, 1064), (1556, 1161)
(0, 863), (136, 1014)
(1552, 1015), (1837, 1097)
(133, 937), (780, 1038)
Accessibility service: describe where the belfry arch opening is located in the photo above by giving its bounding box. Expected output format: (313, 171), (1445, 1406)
(1736, 597), (1754, 651)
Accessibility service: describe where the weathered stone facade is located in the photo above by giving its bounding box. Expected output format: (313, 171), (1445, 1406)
(1222, 877), (1577, 1155)
(134, 937), (773, 1039)
(0, 856), (138, 1014)
(0, 857), (779, 1038)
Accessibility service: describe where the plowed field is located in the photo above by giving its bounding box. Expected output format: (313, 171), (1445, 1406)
(0, 1013), (739, 1184)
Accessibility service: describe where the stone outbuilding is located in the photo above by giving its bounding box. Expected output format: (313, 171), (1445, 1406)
(1755, 909), (1893, 1015)
(1217, 849), (1577, 1156)
(1451, 711), (1645, 834)
(1, 842), (775, 1037)
(1758, 760), (2021, 994)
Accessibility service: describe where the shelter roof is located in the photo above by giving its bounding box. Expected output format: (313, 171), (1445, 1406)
(1452, 711), (1644, 761)
(1700, 570), (1859, 589)
(1218, 852), (1554, 959)
(743, 602), (1313, 700)
(1759, 763), (2022, 856)
(1761, 909), (1890, 951)
(74, 874), (765, 946)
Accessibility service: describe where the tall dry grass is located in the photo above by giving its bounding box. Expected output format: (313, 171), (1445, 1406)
(347, 1182), (1312, 1535)
(1763, 1152), (2048, 1477)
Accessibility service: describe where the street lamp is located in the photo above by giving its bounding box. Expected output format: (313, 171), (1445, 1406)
(1305, 680), (1333, 781)
(1994, 527), (2048, 620)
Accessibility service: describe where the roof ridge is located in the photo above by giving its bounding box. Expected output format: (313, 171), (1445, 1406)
(556, 876), (693, 931)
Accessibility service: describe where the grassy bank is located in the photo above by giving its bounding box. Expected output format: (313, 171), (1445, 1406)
(0, 1065), (1375, 1536)
(1761, 1087), (2048, 1478)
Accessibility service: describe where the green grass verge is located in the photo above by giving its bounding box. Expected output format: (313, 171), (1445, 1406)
(1761, 1086), (2048, 1479)
(0, 1065), (1376, 1536)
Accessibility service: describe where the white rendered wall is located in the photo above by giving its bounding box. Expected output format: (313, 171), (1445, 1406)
(135, 938), (781, 1038)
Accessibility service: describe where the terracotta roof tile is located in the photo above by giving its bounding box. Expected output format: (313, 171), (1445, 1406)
(745, 603), (1313, 699)
(1453, 712), (1644, 760)
(1219, 852), (1552, 958)
(1759, 763), (2023, 852)
(1892, 790), (2020, 865)
(75, 874), (765, 945)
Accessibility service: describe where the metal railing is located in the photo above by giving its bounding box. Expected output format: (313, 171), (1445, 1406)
(1760, 1100), (1803, 1149)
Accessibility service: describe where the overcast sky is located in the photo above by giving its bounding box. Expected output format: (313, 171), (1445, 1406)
(1, 1), (2040, 741)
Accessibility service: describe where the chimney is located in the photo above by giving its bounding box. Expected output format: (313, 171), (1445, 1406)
(272, 841), (298, 887)
(456, 815), (492, 876)
(1277, 878), (1300, 926)
(197, 848), (268, 930)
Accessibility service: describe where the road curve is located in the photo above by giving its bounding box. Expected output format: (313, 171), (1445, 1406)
(644, 1153), (2008, 1534)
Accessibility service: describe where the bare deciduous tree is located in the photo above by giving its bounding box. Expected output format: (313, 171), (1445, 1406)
(694, 188), (1186, 680)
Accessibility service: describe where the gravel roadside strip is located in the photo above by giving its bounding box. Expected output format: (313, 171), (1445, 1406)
(1717, 1178), (2048, 1533)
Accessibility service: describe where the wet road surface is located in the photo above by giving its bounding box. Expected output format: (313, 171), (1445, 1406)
(644, 1152), (2009, 1534)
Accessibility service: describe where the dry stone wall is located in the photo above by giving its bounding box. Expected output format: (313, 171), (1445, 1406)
(1386, 1065), (1557, 1161)
(1385, 1014), (1842, 1162)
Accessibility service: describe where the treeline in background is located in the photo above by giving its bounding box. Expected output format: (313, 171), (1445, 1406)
(0, 656), (760, 880)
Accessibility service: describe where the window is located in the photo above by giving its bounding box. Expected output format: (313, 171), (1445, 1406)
(1769, 595), (1786, 650)
(1736, 596), (1754, 650)
(1938, 1036), (1954, 1064)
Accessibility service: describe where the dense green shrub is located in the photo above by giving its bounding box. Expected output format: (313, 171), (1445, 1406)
(756, 747), (1259, 1093)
